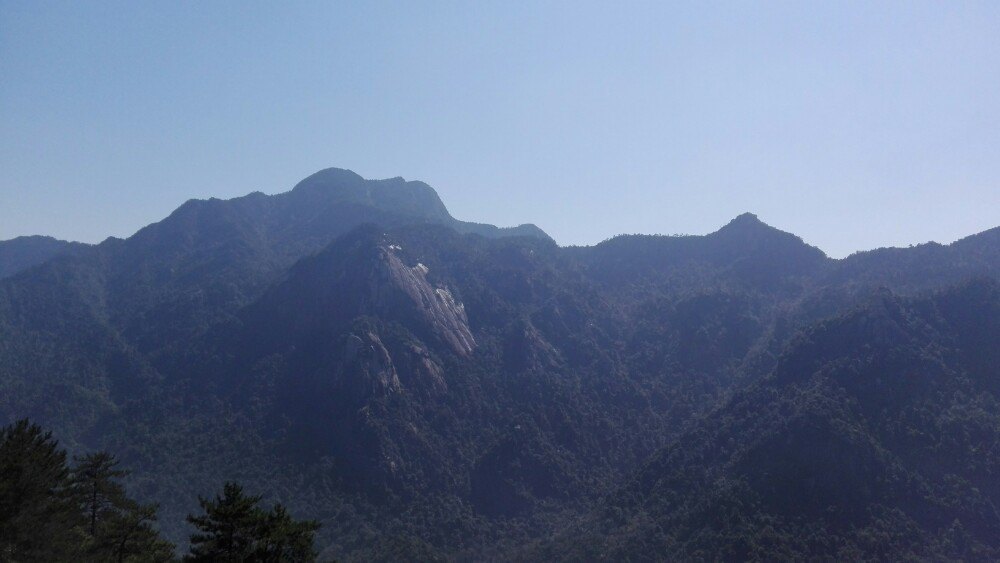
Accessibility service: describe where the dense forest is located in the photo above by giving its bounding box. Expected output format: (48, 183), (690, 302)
(0, 168), (997, 560)
(0, 419), (318, 561)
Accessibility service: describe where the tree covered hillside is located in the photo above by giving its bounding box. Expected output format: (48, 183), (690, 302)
(0, 169), (997, 560)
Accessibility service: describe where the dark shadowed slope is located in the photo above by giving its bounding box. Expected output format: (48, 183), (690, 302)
(536, 280), (1000, 561)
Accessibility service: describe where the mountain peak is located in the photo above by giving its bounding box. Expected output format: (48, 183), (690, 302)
(713, 212), (804, 242)
(292, 167), (366, 191)
(705, 211), (829, 271)
(286, 168), (552, 241)
(721, 212), (767, 230)
(287, 167), (453, 223)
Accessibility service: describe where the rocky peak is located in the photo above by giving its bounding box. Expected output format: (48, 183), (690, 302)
(715, 212), (772, 235)
(376, 244), (476, 356)
(344, 330), (402, 398)
(290, 167), (453, 223)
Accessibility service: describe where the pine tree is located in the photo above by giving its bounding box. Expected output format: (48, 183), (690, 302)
(73, 451), (129, 537)
(98, 499), (175, 563)
(186, 482), (320, 562)
(0, 419), (84, 560)
(256, 504), (320, 562)
(71, 450), (175, 562)
(186, 482), (265, 562)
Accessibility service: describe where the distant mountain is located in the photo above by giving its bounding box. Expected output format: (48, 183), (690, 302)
(827, 226), (1000, 291)
(1, 167), (550, 368)
(0, 167), (997, 560)
(0, 235), (84, 279)
(569, 212), (829, 293)
(283, 167), (552, 242)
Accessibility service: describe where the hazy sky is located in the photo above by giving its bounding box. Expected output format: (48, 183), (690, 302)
(1, 1), (998, 257)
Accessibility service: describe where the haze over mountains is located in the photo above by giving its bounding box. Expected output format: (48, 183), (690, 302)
(0, 235), (83, 279)
(1, 168), (998, 560)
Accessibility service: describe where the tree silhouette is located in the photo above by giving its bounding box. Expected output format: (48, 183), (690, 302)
(186, 481), (319, 562)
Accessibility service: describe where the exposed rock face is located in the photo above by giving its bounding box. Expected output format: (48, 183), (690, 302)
(344, 331), (401, 399)
(377, 245), (476, 356)
(401, 342), (448, 395)
(343, 330), (448, 399)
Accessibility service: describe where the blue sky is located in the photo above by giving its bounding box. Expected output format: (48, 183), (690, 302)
(1, 1), (998, 257)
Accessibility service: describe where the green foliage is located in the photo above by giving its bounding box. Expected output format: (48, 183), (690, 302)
(186, 482), (319, 562)
(537, 281), (1000, 561)
(187, 483), (263, 561)
(0, 419), (83, 561)
(75, 451), (130, 537)
(0, 419), (174, 562)
(92, 501), (175, 563)
(257, 504), (322, 562)
(73, 452), (174, 562)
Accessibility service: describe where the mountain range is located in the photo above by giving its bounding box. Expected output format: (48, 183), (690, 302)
(1, 168), (997, 560)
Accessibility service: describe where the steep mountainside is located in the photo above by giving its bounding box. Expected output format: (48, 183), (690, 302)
(0, 169), (548, 441)
(537, 280), (1000, 561)
(0, 168), (997, 560)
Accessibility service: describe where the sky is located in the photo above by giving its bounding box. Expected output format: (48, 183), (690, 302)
(1, 1), (998, 258)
